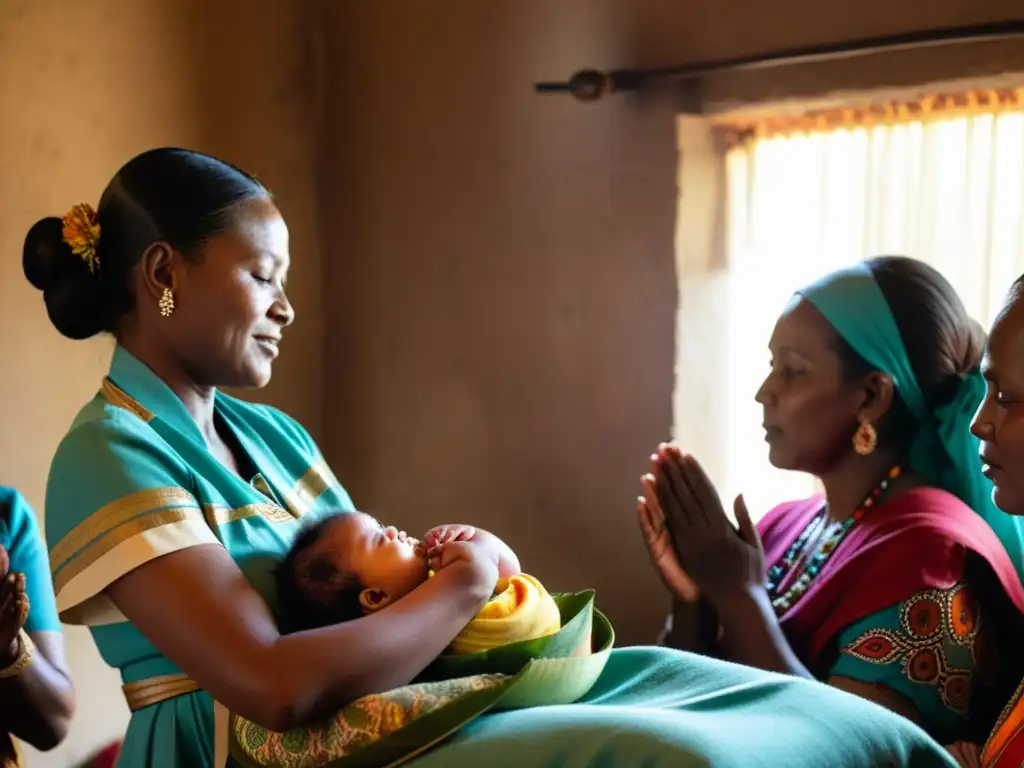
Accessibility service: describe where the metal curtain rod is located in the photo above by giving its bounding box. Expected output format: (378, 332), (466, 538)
(534, 20), (1024, 102)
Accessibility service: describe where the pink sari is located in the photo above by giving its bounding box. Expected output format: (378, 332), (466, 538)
(758, 488), (1024, 674)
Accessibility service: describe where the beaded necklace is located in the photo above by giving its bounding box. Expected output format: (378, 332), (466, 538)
(766, 466), (902, 616)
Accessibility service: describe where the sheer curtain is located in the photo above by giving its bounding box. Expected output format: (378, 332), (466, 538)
(708, 103), (1024, 520)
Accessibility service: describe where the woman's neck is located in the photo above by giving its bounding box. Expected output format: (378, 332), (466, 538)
(818, 449), (908, 524)
(117, 334), (218, 441)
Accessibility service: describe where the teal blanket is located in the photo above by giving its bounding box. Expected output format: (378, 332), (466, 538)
(408, 647), (955, 768)
(229, 594), (953, 767)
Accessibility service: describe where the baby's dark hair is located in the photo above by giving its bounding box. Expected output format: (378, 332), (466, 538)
(275, 514), (365, 633)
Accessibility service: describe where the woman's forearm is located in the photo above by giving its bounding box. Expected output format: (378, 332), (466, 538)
(0, 634), (75, 750)
(714, 588), (815, 678)
(108, 545), (495, 734)
(270, 565), (493, 727)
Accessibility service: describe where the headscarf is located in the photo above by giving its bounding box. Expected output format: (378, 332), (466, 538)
(798, 261), (1024, 582)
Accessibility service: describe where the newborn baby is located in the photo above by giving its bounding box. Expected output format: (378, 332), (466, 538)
(276, 511), (562, 654)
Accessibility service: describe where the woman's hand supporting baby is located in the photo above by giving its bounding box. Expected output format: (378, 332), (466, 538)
(423, 525), (522, 580)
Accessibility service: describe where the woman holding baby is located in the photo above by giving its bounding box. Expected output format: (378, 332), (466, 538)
(639, 256), (1024, 766)
(28, 148), (960, 767)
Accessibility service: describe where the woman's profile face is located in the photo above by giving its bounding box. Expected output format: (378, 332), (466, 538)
(755, 297), (866, 474)
(170, 196), (295, 389)
(972, 291), (1024, 515)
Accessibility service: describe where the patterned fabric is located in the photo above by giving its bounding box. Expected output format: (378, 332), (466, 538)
(1, 487), (64, 767)
(833, 584), (981, 741)
(231, 675), (509, 768)
(756, 487), (1024, 740)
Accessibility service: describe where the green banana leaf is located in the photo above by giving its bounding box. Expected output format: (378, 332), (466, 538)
(228, 591), (614, 768)
(417, 590), (597, 682)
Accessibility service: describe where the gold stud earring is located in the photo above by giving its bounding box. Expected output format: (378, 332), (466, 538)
(158, 287), (175, 317)
(853, 419), (877, 456)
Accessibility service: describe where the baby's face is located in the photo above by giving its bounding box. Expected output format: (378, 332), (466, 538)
(316, 512), (429, 604)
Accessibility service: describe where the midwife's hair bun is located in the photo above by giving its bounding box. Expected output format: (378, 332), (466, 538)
(23, 216), (107, 340)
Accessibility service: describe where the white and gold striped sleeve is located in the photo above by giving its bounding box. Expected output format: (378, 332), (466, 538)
(46, 414), (221, 626)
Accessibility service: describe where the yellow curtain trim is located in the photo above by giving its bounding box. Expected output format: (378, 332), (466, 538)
(717, 88), (1024, 145)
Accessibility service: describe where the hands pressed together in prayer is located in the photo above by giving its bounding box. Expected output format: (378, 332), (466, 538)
(0, 544), (30, 666)
(633, 444), (810, 675)
(636, 444), (765, 607)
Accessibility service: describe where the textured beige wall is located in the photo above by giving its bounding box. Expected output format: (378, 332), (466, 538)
(317, 0), (1024, 648)
(318, 1), (680, 648)
(0, 2), (321, 764)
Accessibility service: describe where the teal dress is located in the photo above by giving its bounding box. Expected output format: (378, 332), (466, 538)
(45, 347), (957, 768)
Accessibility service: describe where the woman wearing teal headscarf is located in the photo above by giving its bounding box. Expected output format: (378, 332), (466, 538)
(641, 256), (1024, 750)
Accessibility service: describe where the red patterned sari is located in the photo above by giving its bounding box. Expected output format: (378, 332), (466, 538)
(759, 487), (1024, 744)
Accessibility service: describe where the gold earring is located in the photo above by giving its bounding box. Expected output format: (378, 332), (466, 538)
(853, 420), (877, 456)
(158, 287), (175, 317)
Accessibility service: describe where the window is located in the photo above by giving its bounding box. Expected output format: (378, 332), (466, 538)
(677, 91), (1024, 521)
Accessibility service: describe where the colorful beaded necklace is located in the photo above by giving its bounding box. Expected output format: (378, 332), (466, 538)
(766, 466), (902, 616)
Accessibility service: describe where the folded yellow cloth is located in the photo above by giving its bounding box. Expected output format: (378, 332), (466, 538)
(448, 573), (562, 655)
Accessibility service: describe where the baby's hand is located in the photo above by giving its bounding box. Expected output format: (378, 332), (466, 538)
(428, 540), (500, 599)
(423, 524), (476, 553)
(428, 539), (496, 571)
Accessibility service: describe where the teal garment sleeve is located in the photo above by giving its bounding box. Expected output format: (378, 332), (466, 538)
(0, 486), (62, 633)
(46, 412), (219, 626)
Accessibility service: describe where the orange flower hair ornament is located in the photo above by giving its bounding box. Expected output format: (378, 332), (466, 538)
(61, 203), (101, 275)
